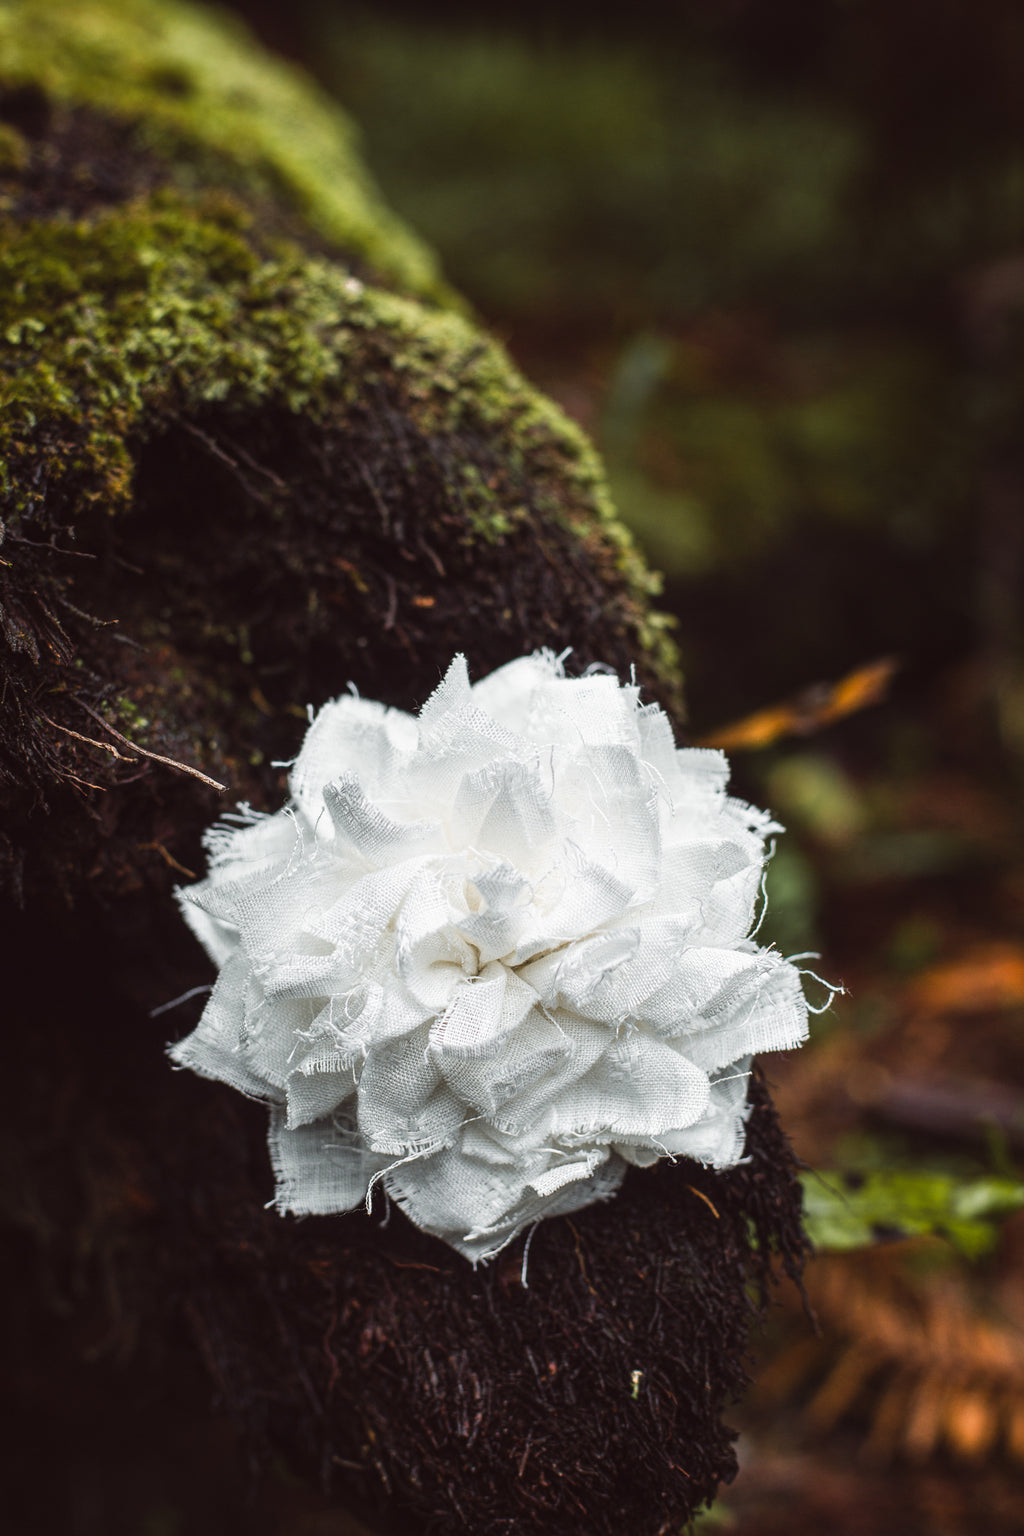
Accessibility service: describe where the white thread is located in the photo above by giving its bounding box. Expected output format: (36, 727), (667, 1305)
(747, 838), (775, 940)
(150, 983), (214, 1018)
(799, 967), (846, 1014)
(520, 1221), (540, 1288)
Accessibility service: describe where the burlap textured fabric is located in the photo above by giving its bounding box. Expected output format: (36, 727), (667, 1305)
(172, 652), (808, 1260)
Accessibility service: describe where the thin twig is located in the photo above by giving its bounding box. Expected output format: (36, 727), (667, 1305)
(566, 1219), (598, 1298)
(41, 715), (136, 761)
(76, 701), (228, 792)
(62, 768), (108, 793)
(8, 533), (96, 559)
(686, 1186), (721, 1220)
(137, 841), (197, 879)
(174, 416), (242, 473)
(173, 416), (275, 509)
(54, 593), (116, 628)
(217, 430), (288, 491)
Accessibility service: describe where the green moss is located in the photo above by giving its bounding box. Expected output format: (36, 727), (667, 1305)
(0, 0), (451, 304)
(0, 121), (28, 171)
(114, 696), (151, 734)
(0, 0), (678, 694)
(0, 184), (659, 566)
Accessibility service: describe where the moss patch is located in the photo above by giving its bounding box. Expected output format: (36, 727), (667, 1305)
(0, 4), (677, 904)
(0, 183), (668, 629)
(0, 0), (449, 302)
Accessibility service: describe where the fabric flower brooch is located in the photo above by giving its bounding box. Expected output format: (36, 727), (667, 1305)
(172, 653), (808, 1261)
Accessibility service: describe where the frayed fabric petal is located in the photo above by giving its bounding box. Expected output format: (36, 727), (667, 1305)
(170, 652), (808, 1261)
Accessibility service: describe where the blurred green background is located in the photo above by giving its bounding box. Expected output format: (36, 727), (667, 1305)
(233, 0), (1024, 735)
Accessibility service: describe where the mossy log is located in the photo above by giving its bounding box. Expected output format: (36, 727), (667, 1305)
(0, 5), (805, 1534)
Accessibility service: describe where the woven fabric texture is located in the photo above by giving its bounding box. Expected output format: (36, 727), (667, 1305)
(170, 653), (808, 1260)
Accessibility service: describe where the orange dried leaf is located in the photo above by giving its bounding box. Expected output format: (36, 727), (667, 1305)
(909, 944), (1024, 1015)
(823, 658), (898, 722)
(945, 1388), (998, 1459)
(698, 701), (799, 752)
(698, 657), (898, 751)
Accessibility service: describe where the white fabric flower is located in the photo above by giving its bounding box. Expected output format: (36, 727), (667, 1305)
(171, 652), (808, 1261)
